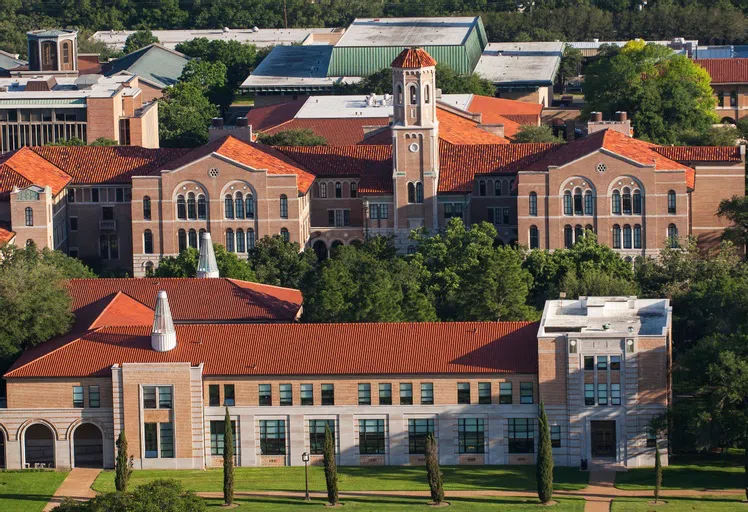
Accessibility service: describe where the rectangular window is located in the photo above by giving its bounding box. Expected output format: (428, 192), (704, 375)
(457, 382), (471, 404)
(328, 210), (335, 227)
(508, 418), (534, 453)
(502, 207), (510, 225)
(598, 384), (608, 406)
(260, 419), (286, 455)
(358, 383), (371, 405)
(400, 383), (413, 405)
(585, 383), (595, 406)
(597, 356), (608, 371)
(458, 418), (485, 454)
(584, 356), (595, 371)
(610, 356), (621, 371)
(158, 387), (172, 409)
(259, 384), (271, 406)
(611, 383), (621, 406)
(551, 425), (561, 448)
(92, 188), (99, 203)
(408, 419), (434, 454)
(321, 384), (334, 406)
(478, 382), (491, 404)
(89, 385), (100, 408)
(379, 204), (389, 219)
(144, 423), (158, 458)
(116, 188), (124, 203)
(224, 384), (235, 406)
(70, 217), (78, 231)
(359, 419), (386, 454)
(378, 383), (391, 405)
(369, 204), (379, 219)
(499, 382), (512, 404)
(210, 420), (237, 456)
(647, 432), (657, 448)
(73, 386), (84, 408)
(119, 118), (131, 145)
(520, 382), (534, 404)
(209, 385), (220, 407)
(309, 419), (334, 455)
(160, 423), (174, 458)
(300, 384), (313, 406)
(279, 384), (292, 406)
(421, 383), (434, 405)
(143, 386), (157, 409)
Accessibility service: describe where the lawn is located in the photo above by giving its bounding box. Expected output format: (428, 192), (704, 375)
(204, 495), (586, 511)
(0, 470), (69, 512)
(612, 496), (747, 511)
(616, 452), (744, 490)
(94, 465), (588, 493)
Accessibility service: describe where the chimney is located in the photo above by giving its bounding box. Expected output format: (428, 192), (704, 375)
(590, 111), (603, 122)
(212, 117), (224, 128)
(615, 111), (627, 121)
(196, 232), (219, 278)
(236, 117), (249, 127)
(151, 291), (177, 352)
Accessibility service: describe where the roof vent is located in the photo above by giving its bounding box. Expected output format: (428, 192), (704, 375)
(151, 291), (177, 352)
(196, 232), (219, 278)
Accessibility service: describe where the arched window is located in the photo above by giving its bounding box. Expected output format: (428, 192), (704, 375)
(612, 224), (621, 249)
(224, 194), (234, 219)
(225, 229), (234, 252)
(623, 225), (632, 249)
(247, 228), (255, 250)
(245, 194), (254, 219)
(145, 261), (154, 277)
(585, 224), (594, 234)
(25, 207), (33, 226)
(529, 225), (539, 249)
(409, 84), (418, 105)
(634, 224), (642, 249)
(280, 228), (289, 242)
(61, 41), (70, 64)
(563, 191), (572, 215)
(280, 195), (288, 219)
(183, 192), (194, 219)
(479, 180), (486, 197)
(235, 192), (244, 219)
(574, 224), (583, 242)
(529, 192), (537, 216)
(335, 182), (342, 198)
(584, 190), (594, 215)
(667, 190), (676, 214)
(424, 84), (430, 104)
(495, 180), (503, 196)
(612, 190), (621, 215)
(564, 225), (573, 248)
(397, 84), (403, 105)
(68, 188), (75, 203)
(143, 196), (151, 220)
(236, 228), (245, 252)
(408, 183), (416, 203)
(350, 182), (358, 198)
(177, 195), (186, 219)
(633, 190), (642, 214)
(416, 182), (424, 203)
(622, 187), (632, 215)
(198, 229), (206, 247)
(188, 229), (197, 249)
(197, 194), (207, 219)
(178, 229), (187, 252)
(574, 189), (583, 215)
(667, 224), (678, 248)
(143, 230), (153, 254)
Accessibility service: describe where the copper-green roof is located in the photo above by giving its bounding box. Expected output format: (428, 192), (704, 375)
(103, 44), (190, 89)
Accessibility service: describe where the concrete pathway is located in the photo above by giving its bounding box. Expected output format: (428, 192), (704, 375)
(43, 468), (101, 511)
(582, 470), (616, 512)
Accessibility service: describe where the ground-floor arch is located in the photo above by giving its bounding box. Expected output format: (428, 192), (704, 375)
(24, 423), (55, 468)
(312, 240), (328, 261)
(73, 422), (104, 468)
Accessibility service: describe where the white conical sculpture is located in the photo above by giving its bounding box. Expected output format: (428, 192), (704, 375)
(196, 231), (219, 278)
(151, 290), (177, 352)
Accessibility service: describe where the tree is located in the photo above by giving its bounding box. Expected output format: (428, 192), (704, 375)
(179, 59), (231, 113)
(257, 129), (328, 147)
(158, 81), (219, 148)
(128, 479), (205, 512)
(89, 137), (119, 146)
(424, 432), (444, 504)
(46, 138), (86, 147)
(737, 117), (748, 140)
(536, 402), (554, 504)
(558, 45), (583, 88)
(248, 235), (315, 289)
(323, 424), (338, 505)
(679, 125), (738, 146)
(223, 407), (234, 506)
(512, 125), (563, 143)
(717, 196), (748, 249)
(154, 245), (255, 281)
(123, 29), (158, 55)
(115, 432), (133, 492)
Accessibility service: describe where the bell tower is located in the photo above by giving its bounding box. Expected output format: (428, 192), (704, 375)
(391, 48), (440, 247)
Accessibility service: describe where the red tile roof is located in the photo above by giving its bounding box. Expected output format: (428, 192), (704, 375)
(695, 58), (748, 84)
(242, 100), (306, 132)
(0, 222), (14, 245)
(5, 321), (539, 378)
(0, 147), (72, 196)
(88, 292), (155, 329)
(263, 118), (390, 146)
(465, 96), (542, 137)
(654, 145), (743, 163)
(391, 48), (437, 68)
(437, 108), (510, 144)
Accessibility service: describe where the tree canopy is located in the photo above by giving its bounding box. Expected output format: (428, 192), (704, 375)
(179, 59), (230, 112)
(123, 29), (158, 55)
(512, 125), (564, 143)
(158, 81), (219, 148)
(154, 245), (255, 281)
(247, 235), (316, 289)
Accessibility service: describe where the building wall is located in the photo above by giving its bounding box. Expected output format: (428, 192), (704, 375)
(86, 94), (122, 143)
(689, 163), (746, 249)
(9, 186), (55, 249)
(713, 84), (748, 121)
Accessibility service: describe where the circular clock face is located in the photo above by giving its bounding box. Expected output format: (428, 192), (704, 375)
(409, 143), (420, 153)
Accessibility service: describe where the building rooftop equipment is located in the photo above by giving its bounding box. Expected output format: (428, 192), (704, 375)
(475, 42), (563, 86)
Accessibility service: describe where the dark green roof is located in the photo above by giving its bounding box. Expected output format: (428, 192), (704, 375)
(103, 44), (189, 89)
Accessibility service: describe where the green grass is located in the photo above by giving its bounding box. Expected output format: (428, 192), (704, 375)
(205, 495), (586, 511)
(0, 470), (69, 512)
(94, 465), (588, 493)
(616, 452), (744, 491)
(611, 496), (747, 511)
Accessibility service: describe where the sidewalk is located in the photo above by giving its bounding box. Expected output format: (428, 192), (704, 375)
(43, 468), (101, 511)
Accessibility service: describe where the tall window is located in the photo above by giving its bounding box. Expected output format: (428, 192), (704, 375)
(350, 182), (358, 198)
(623, 225), (632, 249)
(409, 84), (418, 104)
(667, 190), (676, 214)
(279, 383), (292, 406)
(160, 424), (174, 458)
(529, 192), (537, 216)
(520, 382), (534, 404)
(584, 190), (594, 215)
(309, 420), (335, 455)
(563, 191), (572, 215)
(408, 183), (416, 203)
(495, 180), (503, 196)
(421, 383), (434, 405)
(611, 384), (622, 406)
(667, 224), (678, 248)
(529, 226), (539, 250)
(235, 192), (244, 219)
(359, 419), (385, 454)
(25, 207), (33, 226)
(564, 225), (573, 249)
(178, 229), (187, 253)
(320, 183), (327, 198)
(397, 84), (403, 105)
(508, 418), (534, 453)
(247, 229), (255, 250)
(143, 230), (153, 254)
(322, 384), (334, 405)
(575, 224), (583, 242)
(89, 385), (100, 408)
(236, 229), (245, 253)
(358, 383), (371, 405)
(225, 229), (234, 252)
(335, 182), (342, 198)
(500, 382), (513, 404)
(210, 420), (237, 455)
(612, 190), (621, 215)
(209, 385), (220, 406)
(280, 195), (288, 218)
(300, 384), (313, 406)
(457, 382), (471, 404)
(258, 384), (271, 406)
(245, 195), (254, 218)
(379, 383), (392, 405)
(408, 419), (434, 454)
(260, 420), (286, 455)
(143, 196), (151, 220)
(224, 194), (234, 219)
(400, 383), (413, 405)
(100, 234), (119, 259)
(73, 386), (84, 408)
(424, 84), (430, 103)
(177, 195), (186, 219)
(458, 418), (485, 454)
(119, 119), (131, 145)
(478, 382), (491, 404)
(622, 188), (632, 215)
(280, 228), (289, 242)
(479, 180), (487, 197)
(416, 182), (424, 203)
(633, 190), (642, 214)
(197, 195), (207, 219)
(551, 425), (561, 448)
(574, 189), (583, 215)
(144, 423), (158, 458)
(187, 193), (196, 219)
(188, 229), (197, 249)
(634, 224), (642, 249)
(612, 224), (621, 249)
(585, 384), (595, 406)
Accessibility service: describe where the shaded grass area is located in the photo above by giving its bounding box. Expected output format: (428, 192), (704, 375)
(0, 470), (69, 512)
(616, 452), (744, 490)
(612, 496), (748, 511)
(205, 495), (587, 511)
(94, 465), (588, 493)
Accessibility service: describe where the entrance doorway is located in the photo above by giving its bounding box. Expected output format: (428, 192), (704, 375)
(73, 423), (104, 468)
(24, 423), (55, 468)
(591, 420), (616, 458)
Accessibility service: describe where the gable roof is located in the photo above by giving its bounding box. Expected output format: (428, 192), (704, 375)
(103, 43), (190, 89)
(391, 47), (438, 68)
(87, 291), (155, 329)
(5, 321), (538, 379)
(242, 99), (306, 132)
(0, 222), (14, 245)
(654, 145), (743, 163)
(695, 58), (748, 84)
(0, 147), (72, 197)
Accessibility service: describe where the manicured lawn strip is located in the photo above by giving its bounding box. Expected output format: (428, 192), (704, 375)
(615, 453), (743, 490)
(0, 470), (69, 512)
(94, 465), (588, 493)
(204, 495), (586, 511)
(611, 496), (747, 511)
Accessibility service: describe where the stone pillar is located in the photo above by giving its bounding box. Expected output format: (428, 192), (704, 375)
(487, 412), (505, 464)
(338, 413), (357, 466)
(388, 412), (407, 465)
(438, 413), (457, 465)
(239, 414), (256, 467)
(288, 413), (305, 467)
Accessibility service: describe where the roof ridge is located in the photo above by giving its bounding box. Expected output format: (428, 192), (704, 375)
(4, 329), (97, 378)
(225, 278), (300, 293)
(88, 290), (154, 329)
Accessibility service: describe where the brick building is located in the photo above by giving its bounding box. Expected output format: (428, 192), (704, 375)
(695, 58), (748, 123)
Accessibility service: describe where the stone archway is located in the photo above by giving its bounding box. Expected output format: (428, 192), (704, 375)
(312, 240), (328, 261)
(73, 423), (104, 468)
(24, 423), (55, 468)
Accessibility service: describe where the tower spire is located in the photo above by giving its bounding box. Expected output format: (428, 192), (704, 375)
(151, 291), (177, 352)
(196, 231), (219, 278)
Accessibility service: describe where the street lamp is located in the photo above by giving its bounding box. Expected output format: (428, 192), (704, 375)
(302, 451), (310, 501)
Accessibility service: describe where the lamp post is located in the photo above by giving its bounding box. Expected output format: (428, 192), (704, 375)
(302, 451), (310, 501)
